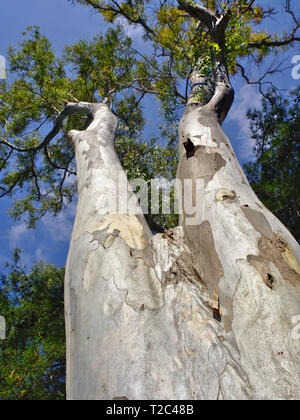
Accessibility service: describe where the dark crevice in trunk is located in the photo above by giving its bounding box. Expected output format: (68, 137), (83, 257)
(183, 138), (196, 159)
(213, 299), (222, 323)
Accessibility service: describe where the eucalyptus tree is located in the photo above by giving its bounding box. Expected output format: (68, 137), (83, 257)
(1, 0), (300, 400)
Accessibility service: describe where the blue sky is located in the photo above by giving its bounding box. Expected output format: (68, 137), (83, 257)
(0, 0), (299, 271)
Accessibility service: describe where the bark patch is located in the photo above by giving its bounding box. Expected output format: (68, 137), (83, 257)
(247, 234), (300, 290)
(215, 189), (236, 201)
(196, 107), (229, 146)
(184, 221), (224, 293)
(241, 206), (273, 239)
(178, 146), (226, 188)
(76, 131), (104, 171)
(70, 288), (77, 332)
(98, 213), (147, 250)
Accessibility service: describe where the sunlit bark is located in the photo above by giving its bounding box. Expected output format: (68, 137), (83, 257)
(63, 2), (300, 401)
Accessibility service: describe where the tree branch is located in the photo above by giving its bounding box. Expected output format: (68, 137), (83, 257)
(177, 0), (217, 31)
(0, 172), (24, 198)
(286, 0), (299, 26)
(44, 143), (76, 176)
(248, 34), (300, 49)
(0, 149), (13, 171)
(83, 0), (155, 36)
(0, 102), (94, 153)
(248, 1), (299, 50)
(236, 61), (290, 97)
(214, 9), (232, 47)
(178, 1), (234, 119)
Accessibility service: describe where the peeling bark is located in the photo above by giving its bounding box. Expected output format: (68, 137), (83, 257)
(64, 97), (300, 400)
(64, 4), (300, 401)
(176, 95), (300, 399)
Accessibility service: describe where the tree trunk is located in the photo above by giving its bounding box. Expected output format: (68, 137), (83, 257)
(64, 0), (300, 401)
(64, 93), (300, 400)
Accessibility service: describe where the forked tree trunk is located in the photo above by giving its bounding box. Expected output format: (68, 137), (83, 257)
(64, 1), (300, 400)
(64, 96), (300, 400)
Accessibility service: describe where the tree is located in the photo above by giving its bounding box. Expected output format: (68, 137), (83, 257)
(244, 87), (300, 242)
(1, 0), (300, 400)
(0, 25), (178, 231)
(0, 250), (65, 400)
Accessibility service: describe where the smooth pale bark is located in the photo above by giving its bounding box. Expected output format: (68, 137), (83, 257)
(63, 1), (300, 400)
(64, 99), (300, 400)
(177, 102), (300, 400)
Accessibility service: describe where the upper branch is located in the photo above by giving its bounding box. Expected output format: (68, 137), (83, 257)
(178, 0), (217, 32)
(214, 9), (232, 48)
(248, 0), (299, 49)
(82, 0), (155, 36)
(0, 102), (94, 153)
(247, 33), (300, 48)
(236, 60), (291, 97)
(178, 1), (234, 120)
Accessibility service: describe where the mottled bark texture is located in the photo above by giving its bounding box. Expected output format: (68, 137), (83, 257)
(64, 4), (300, 400)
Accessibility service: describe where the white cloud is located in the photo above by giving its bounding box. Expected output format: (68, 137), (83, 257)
(8, 223), (29, 248)
(35, 247), (46, 262)
(228, 85), (262, 159)
(115, 16), (144, 42)
(4, 223), (35, 268)
(41, 201), (76, 244)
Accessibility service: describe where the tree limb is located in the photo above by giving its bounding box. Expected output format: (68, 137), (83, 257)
(44, 143), (76, 176)
(236, 61), (290, 97)
(0, 102), (94, 153)
(82, 0), (155, 36)
(248, 1), (299, 49)
(248, 34), (300, 49)
(178, 1), (234, 119)
(215, 9), (232, 47)
(177, 0), (217, 31)
(0, 149), (13, 171)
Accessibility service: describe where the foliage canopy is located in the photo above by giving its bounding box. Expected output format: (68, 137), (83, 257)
(245, 87), (300, 242)
(0, 250), (65, 400)
(0, 1), (298, 227)
(0, 0), (299, 400)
